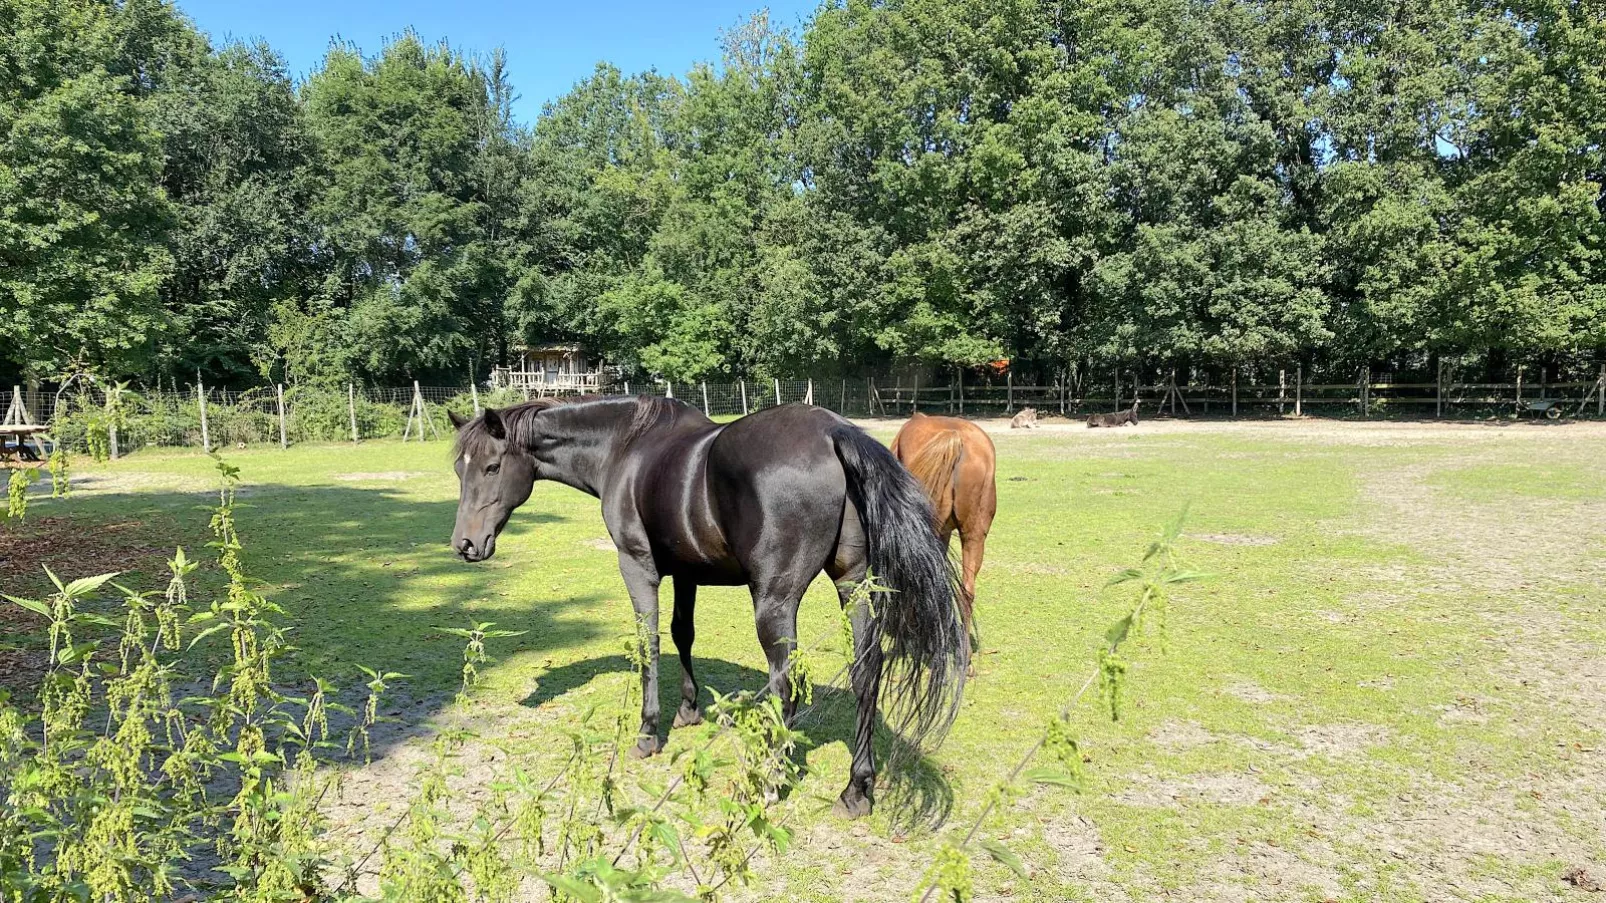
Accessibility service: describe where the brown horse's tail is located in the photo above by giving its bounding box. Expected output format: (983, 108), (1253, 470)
(903, 431), (962, 528)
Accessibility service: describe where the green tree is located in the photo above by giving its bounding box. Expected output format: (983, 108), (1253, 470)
(0, 0), (174, 382)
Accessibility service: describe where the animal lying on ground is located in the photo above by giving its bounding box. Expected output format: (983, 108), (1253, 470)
(891, 412), (997, 648)
(1009, 407), (1039, 429)
(448, 396), (968, 818)
(1088, 399), (1141, 428)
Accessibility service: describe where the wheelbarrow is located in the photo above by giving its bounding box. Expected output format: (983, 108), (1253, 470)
(1523, 398), (1566, 420)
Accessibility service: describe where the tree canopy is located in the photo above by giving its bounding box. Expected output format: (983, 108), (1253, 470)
(3, 0), (1603, 387)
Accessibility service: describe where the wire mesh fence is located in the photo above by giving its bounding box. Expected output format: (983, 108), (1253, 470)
(5, 365), (1604, 460)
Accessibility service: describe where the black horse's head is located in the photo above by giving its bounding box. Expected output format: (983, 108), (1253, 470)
(448, 407), (537, 562)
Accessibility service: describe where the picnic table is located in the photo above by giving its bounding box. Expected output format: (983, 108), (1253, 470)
(0, 423), (49, 464)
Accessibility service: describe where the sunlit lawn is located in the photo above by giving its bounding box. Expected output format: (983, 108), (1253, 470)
(8, 419), (1604, 901)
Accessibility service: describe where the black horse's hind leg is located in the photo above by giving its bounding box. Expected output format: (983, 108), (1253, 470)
(752, 577), (806, 725)
(671, 577), (702, 728)
(618, 554), (664, 758)
(828, 499), (878, 818)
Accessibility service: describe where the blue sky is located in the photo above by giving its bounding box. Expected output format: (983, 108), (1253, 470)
(175, 0), (819, 124)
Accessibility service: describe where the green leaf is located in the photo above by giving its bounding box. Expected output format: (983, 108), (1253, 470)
(3, 595), (51, 618)
(538, 875), (601, 902)
(649, 821), (681, 860)
(187, 623), (230, 650)
(979, 837), (1030, 878)
(1105, 568), (1144, 587)
(58, 641), (101, 665)
(1023, 767), (1081, 788)
(63, 573), (119, 599)
(1104, 614), (1134, 647)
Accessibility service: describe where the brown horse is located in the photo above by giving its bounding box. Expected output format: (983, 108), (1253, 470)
(891, 413), (997, 638)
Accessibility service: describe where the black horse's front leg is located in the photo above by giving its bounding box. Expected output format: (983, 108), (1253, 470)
(618, 554), (663, 758)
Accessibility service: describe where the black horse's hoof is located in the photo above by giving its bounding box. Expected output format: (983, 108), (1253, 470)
(673, 705), (703, 728)
(629, 736), (661, 759)
(833, 790), (873, 819)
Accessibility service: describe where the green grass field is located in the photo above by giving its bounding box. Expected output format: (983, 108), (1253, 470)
(5, 418), (1605, 901)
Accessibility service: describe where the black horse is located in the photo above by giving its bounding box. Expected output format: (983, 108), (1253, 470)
(447, 395), (967, 817)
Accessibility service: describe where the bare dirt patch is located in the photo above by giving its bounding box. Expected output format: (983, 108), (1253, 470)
(0, 515), (184, 691)
(1190, 532), (1279, 546)
(1150, 719), (1220, 750)
(1115, 771), (1272, 808)
(1223, 681), (1288, 704)
(0, 515), (174, 587)
(1294, 723), (1388, 758)
(0, 648), (47, 691)
(331, 471), (432, 482)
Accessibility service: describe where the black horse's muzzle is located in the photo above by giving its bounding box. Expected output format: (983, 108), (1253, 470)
(455, 534), (496, 562)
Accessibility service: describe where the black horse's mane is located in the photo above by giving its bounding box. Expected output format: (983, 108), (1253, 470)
(454, 394), (694, 459)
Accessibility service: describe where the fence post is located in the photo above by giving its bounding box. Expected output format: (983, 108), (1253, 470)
(867, 377), (875, 416)
(1295, 365), (1303, 417)
(1006, 371), (1013, 413)
(666, 381), (674, 399)
(1600, 363), (1604, 417)
(1231, 368), (1238, 417)
(197, 371), (210, 453)
(701, 380), (710, 416)
(740, 379), (748, 415)
(958, 369), (965, 415)
(108, 383), (119, 460)
(402, 385), (415, 442)
(1515, 366), (1523, 415)
(774, 378), (781, 406)
(839, 378), (846, 413)
(348, 383), (358, 443)
(1435, 359), (1443, 418)
(805, 378), (814, 406)
(470, 380), (480, 415)
(912, 372), (919, 413)
(1358, 366), (1368, 417)
(1278, 369), (1286, 415)
(416, 380), (438, 441)
(625, 381), (630, 396)
(276, 383), (287, 449)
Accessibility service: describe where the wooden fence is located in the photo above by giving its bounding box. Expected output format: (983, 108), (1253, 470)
(866, 365), (1606, 420)
(9, 364), (1605, 458)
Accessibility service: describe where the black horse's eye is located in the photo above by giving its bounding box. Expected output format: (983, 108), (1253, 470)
(486, 462), (500, 475)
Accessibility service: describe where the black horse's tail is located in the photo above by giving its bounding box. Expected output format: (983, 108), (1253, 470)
(832, 424), (968, 754)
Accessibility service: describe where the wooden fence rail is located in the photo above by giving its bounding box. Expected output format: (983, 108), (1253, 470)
(17, 366), (1606, 455)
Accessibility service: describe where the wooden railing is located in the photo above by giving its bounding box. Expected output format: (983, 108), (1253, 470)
(491, 369), (608, 393)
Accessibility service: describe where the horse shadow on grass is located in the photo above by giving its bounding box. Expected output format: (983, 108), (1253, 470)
(521, 653), (956, 829)
(6, 480), (610, 763)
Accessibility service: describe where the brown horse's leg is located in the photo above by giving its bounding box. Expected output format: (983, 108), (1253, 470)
(954, 441), (995, 653)
(958, 527), (987, 632)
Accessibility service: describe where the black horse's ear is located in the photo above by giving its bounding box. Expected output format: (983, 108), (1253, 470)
(481, 408), (506, 439)
(448, 410), (470, 430)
